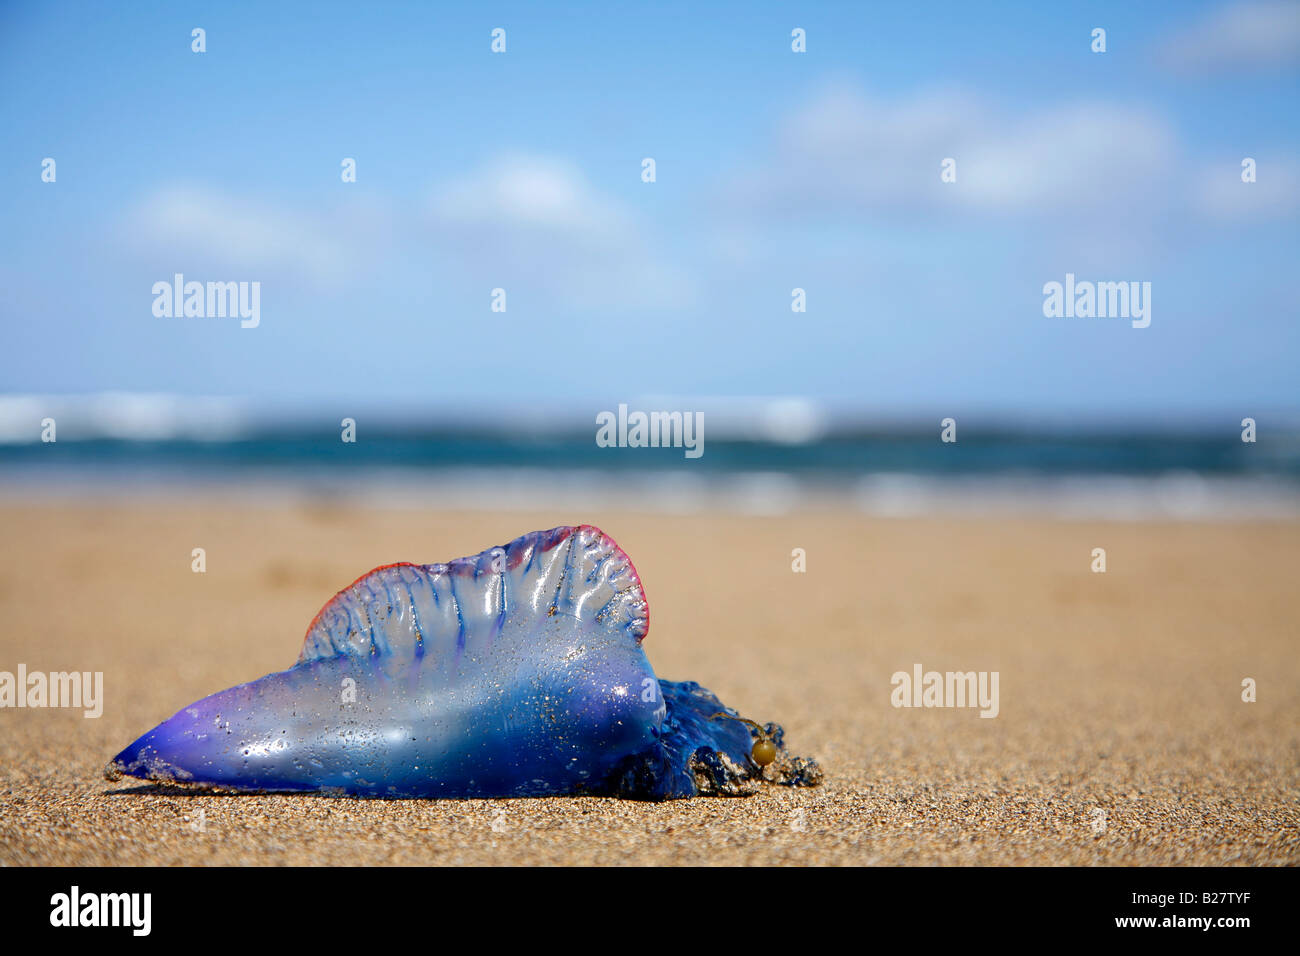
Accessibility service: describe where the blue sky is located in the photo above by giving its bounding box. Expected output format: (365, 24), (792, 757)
(1, 0), (1297, 424)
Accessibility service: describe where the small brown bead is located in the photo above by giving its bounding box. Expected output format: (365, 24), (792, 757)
(751, 739), (778, 766)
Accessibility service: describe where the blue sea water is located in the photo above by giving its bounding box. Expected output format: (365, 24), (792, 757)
(2, 423), (1297, 519)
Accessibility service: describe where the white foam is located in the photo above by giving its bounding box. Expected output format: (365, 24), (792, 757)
(1, 465), (1297, 520)
(0, 393), (248, 443)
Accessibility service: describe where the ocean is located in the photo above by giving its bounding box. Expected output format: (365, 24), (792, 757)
(3, 417), (1297, 519)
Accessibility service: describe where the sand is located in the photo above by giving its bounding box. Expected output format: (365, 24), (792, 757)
(0, 501), (1296, 866)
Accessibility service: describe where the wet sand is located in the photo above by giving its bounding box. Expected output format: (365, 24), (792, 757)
(0, 501), (1296, 865)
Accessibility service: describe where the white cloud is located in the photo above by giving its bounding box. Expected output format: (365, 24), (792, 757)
(126, 185), (367, 282)
(724, 85), (983, 216)
(121, 159), (694, 309)
(1159, 0), (1300, 74)
(428, 155), (696, 308)
(956, 103), (1176, 213)
(433, 156), (616, 234)
(719, 80), (1295, 227)
(1194, 157), (1300, 219)
(722, 83), (1178, 221)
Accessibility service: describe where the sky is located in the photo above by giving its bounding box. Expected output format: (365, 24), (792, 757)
(1, 0), (1298, 426)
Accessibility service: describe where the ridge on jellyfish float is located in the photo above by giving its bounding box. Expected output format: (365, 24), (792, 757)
(107, 525), (823, 800)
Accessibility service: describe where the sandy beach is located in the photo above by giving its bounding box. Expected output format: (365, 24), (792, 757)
(0, 501), (1296, 866)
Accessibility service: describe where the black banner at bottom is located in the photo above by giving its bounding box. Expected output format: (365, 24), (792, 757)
(0, 865), (1290, 943)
